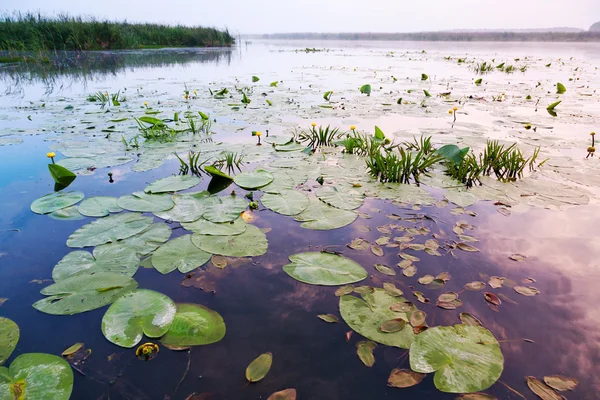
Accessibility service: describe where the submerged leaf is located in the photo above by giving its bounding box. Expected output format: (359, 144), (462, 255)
(387, 369), (426, 388)
(267, 388), (297, 400)
(245, 352), (272, 383)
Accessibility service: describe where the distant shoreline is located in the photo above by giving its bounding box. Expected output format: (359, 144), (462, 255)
(247, 31), (600, 42)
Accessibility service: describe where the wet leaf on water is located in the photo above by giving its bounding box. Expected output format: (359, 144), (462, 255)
(465, 281), (486, 291)
(403, 265), (417, 277)
(211, 255), (228, 269)
(395, 235), (414, 243)
(282, 252), (368, 286)
(335, 285), (354, 296)
(356, 225), (371, 233)
(383, 282), (403, 297)
(543, 375), (578, 392)
(31, 191), (85, 215)
(424, 239), (439, 250)
(356, 341), (376, 367)
(453, 226), (464, 235)
(410, 325), (504, 393)
(459, 312), (483, 327)
(413, 292), (429, 304)
(387, 368), (426, 388)
(418, 275), (435, 285)
(526, 376), (565, 400)
(267, 388), (297, 400)
(484, 292), (501, 306)
(295, 200), (357, 230)
(201, 195), (248, 223)
(488, 276), (504, 289)
(375, 264), (396, 276)
(451, 207), (465, 215)
(425, 248), (442, 256)
(399, 253), (420, 262)
(154, 191), (210, 223)
(145, 175), (200, 194)
(458, 235), (479, 242)
(61, 343), (83, 357)
(316, 186), (364, 210)
(509, 254), (527, 262)
(436, 299), (463, 310)
(0, 317), (19, 365)
(457, 243), (480, 252)
(160, 303), (226, 347)
(408, 244), (425, 251)
(371, 245), (384, 257)
(390, 302), (415, 313)
(375, 236), (390, 246)
(436, 272), (451, 282)
(353, 286), (375, 295)
(410, 310), (426, 327)
(261, 190), (310, 216)
(318, 314), (339, 323)
(438, 292), (459, 302)
(397, 260), (413, 269)
(245, 352), (272, 383)
(514, 286), (540, 296)
(52, 246), (139, 281)
(182, 216), (247, 236)
(380, 318), (407, 333)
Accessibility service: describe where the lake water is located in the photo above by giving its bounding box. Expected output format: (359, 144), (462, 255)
(0, 40), (599, 399)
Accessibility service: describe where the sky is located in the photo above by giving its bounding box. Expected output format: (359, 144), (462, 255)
(2, 0), (599, 35)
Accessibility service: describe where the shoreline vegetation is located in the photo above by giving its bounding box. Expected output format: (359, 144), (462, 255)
(0, 12), (234, 53)
(249, 31), (600, 42)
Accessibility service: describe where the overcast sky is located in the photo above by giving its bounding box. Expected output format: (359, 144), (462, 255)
(2, 0), (599, 34)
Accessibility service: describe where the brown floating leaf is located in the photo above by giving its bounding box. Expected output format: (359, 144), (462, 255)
(459, 312), (483, 327)
(418, 275), (435, 285)
(408, 244), (425, 251)
(397, 260), (413, 269)
(436, 299), (463, 310)
(398, 252), (419, 262)
(457, 242), (480, 252)
(387, 368), (426, 388)
(211, 255), (228, 269)
(497, 207), (511, 217)
(453, 226), (464, 235)
(514, 286), (541, 296)
(438, 292), (459, 302)
(543, 375), (579, 392)
(424, 248), (442, 256)
(62, 342), (84, 357)
(436, 199), (449, 208)
(380, 318), (407, 333)
(371, 245), (384, 257)
(317, 314), (339, 323)
(345, 331), (353, 341)
(377, 225), (392, 234)
(267, 389), (296, 400)
(409, 310), (426, 327)
(526, 376), (565, 400)
(457, 394), (497, 399)
(464, 281), (486, 291)
(356, 341), (376, 367)
(509, 254), (527, 262)
(383, 282), (403, 297)
(347, 238), (370, 251)
(335, 285), (354, 297)
(484, 292), (501, 306)
(245, 352), (273, 383)
(395, 235), (414, 243)
(354, 286), (375, 295)
(375, 264), (396, 276)
(436, 272), (451, 282)
(390, 302), (414, 313)
(375, 236), (390, 246)
(426, 279), (446, 289)
(403, 265), (417, 277)
(424, 239), (439, 250)
(356, 225), (371, 233)
(488, 276), (505, 289)
(413, 325), (428, 334)
(522, 277), (536, 284)
(413, 291), (429, 304)
(451, 207), (465, 215)
(458, 235), (479, 242)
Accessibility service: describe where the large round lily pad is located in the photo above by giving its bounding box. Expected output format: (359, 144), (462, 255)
(152, 235), (211, 274)
(261, 190), (310, 216)
(67, 213), (153, 248)
(145, 175), (200, 194)
(315, 186), (364, 210)
(409, 324), (504, 393)
(294, 200), (357, 230)
(53, 245), (139, 282)
(96, 223), (172, 257)
(182, 216), (247, 236)
(192, 224), (267, 257)
(339, 289), (416, 349)
(160, 303), (226, 347)
(30, 191), (84, 214)
(0, 353), (73, 400)
(233, 170), (274, 189)
(117, 192), (174, 212)
(201, 195), (247, 223)
(283, 252), (367, 285)
(33, 273), (138, 315)
(0, 318), (19, 365)
(101, 289), (176, 348)
(77, 196), (122, 217)
(154, 191), (210, 222)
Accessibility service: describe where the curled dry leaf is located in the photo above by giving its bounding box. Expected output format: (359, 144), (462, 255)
(514, 286), (541, 296)
(267, 388), (297, 400)
(543, 375), (579, 392)
(459, 312), (483, 327)
(387, 368), (426, 388)
(457, 243), (480, 252)
(413, 291), (429, 304)
(526, 376), (565, 400)
(317, 314), (339, 323)
(509, 254), (527, 262)
(484, 292), (501, 306)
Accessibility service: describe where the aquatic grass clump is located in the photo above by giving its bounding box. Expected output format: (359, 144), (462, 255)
(445, 152), (484, 188)
(214, 152), (245, 174)
(175, 151), (208, 176)
(366, 147), (442, 184)
(474, 61), (494, 75)
(297, 124), (343, 149)
(135, 117), (179, 142)
(402, 135), (435, 155)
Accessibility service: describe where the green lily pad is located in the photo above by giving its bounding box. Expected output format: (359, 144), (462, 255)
(101, 289), (176, 348)
(78, 196), (122, 217)
(192, 224), (267, 257)
(160, 303), (226, 347)
(33, 273), (138, 315)
(30, 191), (84, 214)
(182, 216), (247, 236)
(261, 172), (295, 194)
(145, 175), (201, 194)
(0, 318), (19, 365)
(48, 206), (85, 221)
(282, 252), (367, 286)
(52, 245), (139, 281)
(152, 235), (211, 274)
(409, 325), (504, 393)
(67, 213), (153, 248)
(154, 191), (210, 222)
(0, 353), (73, 400)
(201, 195), (248, 223)
(339, 289), (416, 348)
(294, 200), (357, 230)
(315, 186), (364, 210)
(95, 223), (172, 257)
(445, 189), (478, 208)
(117, 192), (174, 212)
(233, 170), (274, 189)
(261, 190), (310, 215)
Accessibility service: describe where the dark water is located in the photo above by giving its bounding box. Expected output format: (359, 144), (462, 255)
(0, 43), (599, 399)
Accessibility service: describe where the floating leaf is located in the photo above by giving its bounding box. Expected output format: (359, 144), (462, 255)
(96, 223), (172, 257)
(154, 191), (210, 223)
(233, 170), (274, 189)
(152, 235), (211, 274)
(31, 191), (84, 214)
(457, 243), (480, 252)
(245, 352), (272, 383)
(67, 213), (153, 248)
(371, 245), (384, 257)
(387, 369), (426, 388)
(78, 196), (122, 217)
(117, 192), (174, 213)
(465, 281), (486, 291)
(182, 216), (246, 236)
(347, 238), (370, 251)
(160, 303), (226, 347)
(0, 353), (73, 400)
(488, 276), (504, 289)
(295, 200), (357, 230)
(61, 342), (83, 357)
(436, 299), (463, 310)
(360, 84), (372, 95)
(192, 225), (267, 257)
(459, 313), (483, 327)
(101, 289), (176, 348)
(261, 190), (310, 215)
(0, 317), (19, 365)
(211, 255), (228, 269)
(375, 264), (395, 276)
(335, 285), (354, 296)
(201, 195), (247, 223)
(282, 252), (367, 286)
(380, 318), (407, 333)
(543, 375), (578, 392)
(267, 388), (296, 400)
(514, 286), (540, 296)
(410, 310), (426, 327)
(509, 254), (526, 262)
(315, 186), (364, 210)
(410, 325), (504, 393)
(145, 175), (200, 194)
(52, 246), (139, 281)
(403, 265), (417, 277)
(413, 292), (429, 304)
(457, 394), (497, 399)
(526, 376), (564, 400)
(484, 292), (501, 306)
(383, 282), (403, 297)
(418, 275), (435, 285)
(318, 314), (339, 323)
(356, 341), (376, 367)
(556, 83), (566, 94)
(438, 292), (459, 302)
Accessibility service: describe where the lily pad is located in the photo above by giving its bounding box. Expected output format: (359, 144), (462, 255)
(33, 273), (138, 315)
(0, 318), (19, 365)
(31, 191), (85, 214)
(101, 289), (177, 348)
(96, 223), (172, 257)
(202, 195), (248, 223)
(52, 246), (139, 281)
(282, 252), (368, 286)
(315, 186), (364, 210)
(340, 289), (416, 348)
(67, 213), (153, 248)
(234, 170), (274, 189)
(409, 325), (504, 393)
(160, 303), (226, 347)
(261, 190), (310, 216)
(145, 175), (200, 194)
(117, 192), (174, 213)
(294, 200), (357, 230)
(78, 196), (122, 217)
(152, 235), (211, 274)
(0, 353), (73, 400)
(182, 217), (247, 236)
(192, 224), (267, 257)
(245, 352), (273, 382)
(154, 191), (210, 222)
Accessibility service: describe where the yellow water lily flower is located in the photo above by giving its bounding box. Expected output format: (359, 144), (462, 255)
(136, 342), (159, 361)
(255, 131), (263, 137)
(46, 152), (56, 158)
(311, 122), (317, 127)
(143, 102), (148, 106)
(350, 125), (356, 130)
(591, 132), (596, 136)
(448, 110), (453, 114)
(184, 94), (189, 100)
(453, 107), (458, 111)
